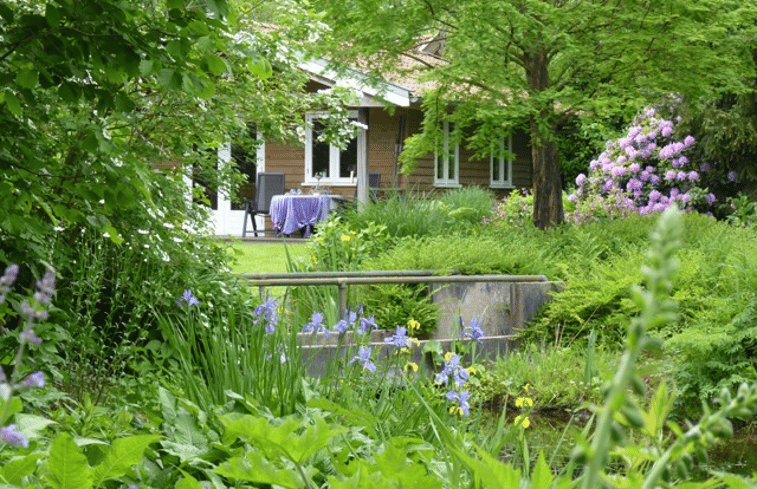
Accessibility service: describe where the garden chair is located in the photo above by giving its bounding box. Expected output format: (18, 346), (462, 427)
(354, 172), (382, 201)
(242, 172), (286, 237)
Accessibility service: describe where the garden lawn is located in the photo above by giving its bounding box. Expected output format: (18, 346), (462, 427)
(228, 242), (309, 274)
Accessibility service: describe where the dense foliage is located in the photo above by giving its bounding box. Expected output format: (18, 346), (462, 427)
(303, 0), (757, 227)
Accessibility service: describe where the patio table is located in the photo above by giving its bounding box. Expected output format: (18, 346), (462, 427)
(270, 194), (344, 236)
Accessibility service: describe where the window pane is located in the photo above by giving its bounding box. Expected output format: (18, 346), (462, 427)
(311, 121), (330, 177)
(448, 153), (454, 180)
(340, 137), (357, 178)
(492, 157), (499, 182)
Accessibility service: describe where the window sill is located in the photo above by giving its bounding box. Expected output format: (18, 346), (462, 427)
(490, 183), (515, 189)
(433, 183), (462, 188)
(302, 181), (357, 188)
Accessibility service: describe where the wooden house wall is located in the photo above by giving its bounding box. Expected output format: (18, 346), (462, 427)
(260, 104), (533, 199)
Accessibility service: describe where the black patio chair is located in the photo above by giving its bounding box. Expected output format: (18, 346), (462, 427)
(242, 172), (285, 237)
(354, 172), (381, 201)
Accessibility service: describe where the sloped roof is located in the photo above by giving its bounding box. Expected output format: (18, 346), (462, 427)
(244, 21), (445, 107)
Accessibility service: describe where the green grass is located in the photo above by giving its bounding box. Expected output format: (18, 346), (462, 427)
(228, 243), (310, 275)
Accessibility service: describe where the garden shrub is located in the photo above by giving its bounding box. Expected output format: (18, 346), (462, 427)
(1, 176), (252, 403)
(568, 101), (718, 222)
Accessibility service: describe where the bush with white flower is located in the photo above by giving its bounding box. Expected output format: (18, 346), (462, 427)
(567, 104), (717, 223)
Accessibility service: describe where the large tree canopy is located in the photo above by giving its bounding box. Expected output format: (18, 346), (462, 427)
(0, 0), (351, 266)
(303, 0), (757, 228)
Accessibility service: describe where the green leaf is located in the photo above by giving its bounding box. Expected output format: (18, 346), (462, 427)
(45, 4), (61, 28)
(139, 59), (155, 76)
(0, 453), (44, 485)
(204, 54), (227, 75)
(157, 69), (183, 90)
(14, 413), (57, 440)
(249, 58), (272, 80)
(215, 452), (303, 488)
(167, 0), (186, 9)
(47, 433), (93, 489)
(0, 397), (23, 423)
(114, 92), (136, 113)
(91, 435), (161, 485)
(4, 90), (21, 116)
(16, 69), (39, 89)
(57, 82), (78, 103)
(0, 3), (13, 23)
(531, 452), (554, 489)
(188, 19), (210, 35)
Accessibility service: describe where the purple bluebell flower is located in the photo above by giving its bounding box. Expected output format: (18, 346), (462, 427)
(384, 326), (411, 348)
(21, 371), (45, 388)
(445, 390), (471, 415)
(34, 269), (55, 306)
(19, 328), (41, 345)
(0, 264), (19, 304)
(253, 297), (278, 334)
(348, 346), (376, 372)
(706, 193), (717, 204)
(178, 289), (200, 307)
(728, 170), (738, 182)
(575, 174), (586, 186)
(0, 424), (28, 448)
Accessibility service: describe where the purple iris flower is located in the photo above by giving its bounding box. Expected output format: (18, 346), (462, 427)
(334, 309), (358, 334)
(301, 312), (330, 338)
(348, 346), (376, 372)
(446, 390), (471, 415)
(253, 297), (278, 334)
(384, 326), (411, 348)
(178, 289), (200, 307)
(460, 316), (485, 344)
(358, 315), (378, 334)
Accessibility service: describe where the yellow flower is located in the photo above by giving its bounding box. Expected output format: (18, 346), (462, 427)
(411, 338), (421, 347)
(444, 352), (455, 362)
(449, 406), (463, 416)
(340, 235), (351, 242)
(407, 319), (420, 333)
(515, 397), (534, 408)
(514, 415), (531, 429)
(404, 361), (419, 372)
(467, 367), (477, 375)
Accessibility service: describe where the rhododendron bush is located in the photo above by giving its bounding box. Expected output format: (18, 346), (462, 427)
(567, 105), (717, 223)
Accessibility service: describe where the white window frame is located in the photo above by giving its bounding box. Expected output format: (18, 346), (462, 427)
(434, 120), (460, 187)
(304, 111), (360, 186)
(490, 135), (514, 189)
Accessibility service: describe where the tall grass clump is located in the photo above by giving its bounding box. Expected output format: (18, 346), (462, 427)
(154, 292), (304, 416)
(336, 187), (496, 240)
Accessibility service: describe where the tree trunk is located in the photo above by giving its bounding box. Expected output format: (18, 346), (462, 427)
(530, 124), (563, 229)
(525, 44), (563, 229)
